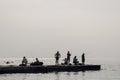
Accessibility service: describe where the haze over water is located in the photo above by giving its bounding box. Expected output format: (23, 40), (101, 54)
(0, 0), (120, 80)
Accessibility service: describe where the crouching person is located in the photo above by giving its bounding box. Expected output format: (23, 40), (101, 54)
(73, 56), (79, 65)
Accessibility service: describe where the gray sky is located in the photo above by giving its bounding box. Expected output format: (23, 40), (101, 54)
(0, 0), (120, 60)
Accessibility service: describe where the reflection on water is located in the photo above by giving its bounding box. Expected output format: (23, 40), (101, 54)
(55, 72), (59, 80)
(73, 72), (79, 75)
(22, 74), (27, 80)
(66, 72), (70, 76)
(82, 72), (85, 80)
(54, 72), (79, 80)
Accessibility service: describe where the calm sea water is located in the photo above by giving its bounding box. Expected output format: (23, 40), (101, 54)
(0, 58), (120, 80)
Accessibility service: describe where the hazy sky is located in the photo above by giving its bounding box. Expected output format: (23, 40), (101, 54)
(0, 0), (120, 60)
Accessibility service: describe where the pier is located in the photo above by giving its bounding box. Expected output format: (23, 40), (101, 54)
(0, 64), (101, 74)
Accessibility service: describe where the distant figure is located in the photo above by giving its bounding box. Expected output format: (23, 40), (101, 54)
(81, 53), (85, 65)
(73, 56), (79, 65)
(6, 61), (10, 64)
(67, 51), (71, 64)
(64, 58), (68, 65)
(5, 61), (14, 64)
(22, 56), (28, 66)
(55, 51), (61, 65)
(35, 58), (39, 63)
(30, 58), (43, 66)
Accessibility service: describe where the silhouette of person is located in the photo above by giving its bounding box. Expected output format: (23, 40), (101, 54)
(67, 51), (71, 64)
(64, 58), (68, 65)
(73, 56), (79, 65)
(22, 56), (28, 66)
(82, 53), (85, 65)
(35, 58), (39, 63)
(30, 58), (43, 66)
(55, 51), (61, 65)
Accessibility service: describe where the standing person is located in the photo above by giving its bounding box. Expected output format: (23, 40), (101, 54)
(55, 51), (61, 65)
(67, 51), (71, 64)
(22, 56), (28, 66)
(81, 53), (85, 65)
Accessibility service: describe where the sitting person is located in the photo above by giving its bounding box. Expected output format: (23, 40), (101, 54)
(61, 58), (68, 65)
(35, 58), (39, 63)
(30, 58), (43, 66)
(64, 58), (68, 65)
(19, 56), (28, 66)
(73, 56), (79, 65)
